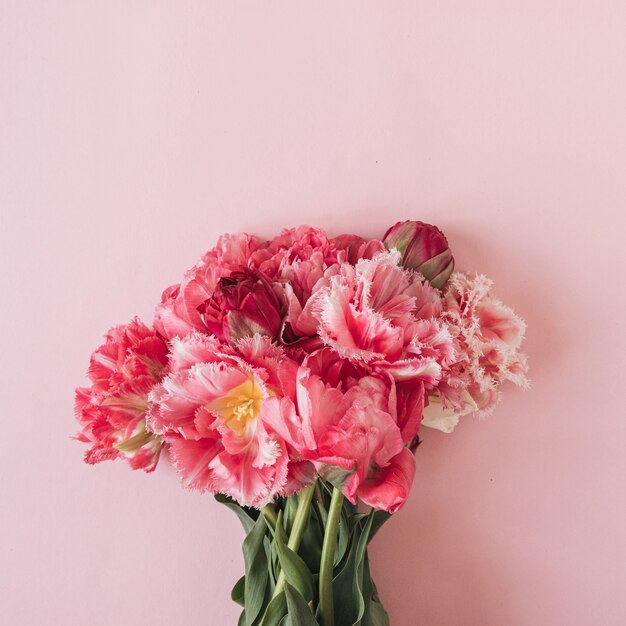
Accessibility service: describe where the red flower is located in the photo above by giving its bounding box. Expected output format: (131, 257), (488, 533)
(198, 269), (284, 344)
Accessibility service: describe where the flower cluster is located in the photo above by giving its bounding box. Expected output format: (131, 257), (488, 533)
(75, 222), (528, 512)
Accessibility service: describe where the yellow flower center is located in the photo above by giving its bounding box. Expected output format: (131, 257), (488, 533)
(207, 377), (264, 436)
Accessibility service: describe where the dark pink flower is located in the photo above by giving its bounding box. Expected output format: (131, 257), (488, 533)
(198, 269), (284, 344)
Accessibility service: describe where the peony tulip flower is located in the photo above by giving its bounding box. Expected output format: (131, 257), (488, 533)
(198, 269), (284, 344)
(74, 318), (168, 471)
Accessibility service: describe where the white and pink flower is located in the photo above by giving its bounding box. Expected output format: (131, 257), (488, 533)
(311, 251), (455, 384)
(422, 273), (529, 433)
(148, 333), (303, 507)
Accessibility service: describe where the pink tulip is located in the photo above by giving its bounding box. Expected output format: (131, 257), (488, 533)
(148, 333), (303, 507)
(154, 232), (266, 340)
(198, 269), (284, 344)
(75, 318), (168, 472)
(423, 273), (529, 432)
(261, 348), (422, 512)
(312, 251), (454, 384)
(314, 386), (414, 513)
(383, 220), (454, 289)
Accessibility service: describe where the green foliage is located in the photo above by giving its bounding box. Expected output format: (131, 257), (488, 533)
(274, 521), (315, 602)
(243, 515), (270, 625)
(218, 483), (393, 626)
(215, 493), (259, 534)
(282, 583), (319, 626)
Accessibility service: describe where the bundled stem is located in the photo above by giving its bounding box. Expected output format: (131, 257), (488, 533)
(222, 480), (390, 625)
(271, 483), (315, 599)
(318, 488), (344, 626)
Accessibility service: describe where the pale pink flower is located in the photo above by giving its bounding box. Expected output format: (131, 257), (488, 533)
(423, 273), (529, 432)
(148, 333), (302, 507)
(75, 318), (168, 472)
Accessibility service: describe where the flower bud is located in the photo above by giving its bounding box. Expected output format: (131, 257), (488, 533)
(199, 269), (283, 343)
(383, 220), (454, 289)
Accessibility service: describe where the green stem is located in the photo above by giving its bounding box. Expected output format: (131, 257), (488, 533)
(318, 487), (343, 626)
(287, 485), (315, 551)
(272, 484), (315, 598)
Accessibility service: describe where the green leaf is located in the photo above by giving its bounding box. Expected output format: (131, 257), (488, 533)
(232, 575), (246, 607)
(299, 506), (323, 574)
(274, 520), (315, 602)
(243, 515), (269, 626)
(215, 493), (259, 534)
(331, 525), (360, 624)
(362, 600), (389, 626)
(334, 510), (350, 566)
(348, 512), (367, 532)
(351, 513), (374, 625)
(271, 510), (288, 580)
(368, 511), (392, 544)
(282, 582), (319, 626)
(361, 554), (389, 626)
(284, 494), (298, 534)
(260, 592), (287, 626)
(314, 500), (328, 530)
(332, 512), (375, 626)
(275, 510), (289, 544)
(342, 498), (359, 517)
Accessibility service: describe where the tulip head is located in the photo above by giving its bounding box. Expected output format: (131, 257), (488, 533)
(383, 220), (454, 289)
(199, 269), (283, 343)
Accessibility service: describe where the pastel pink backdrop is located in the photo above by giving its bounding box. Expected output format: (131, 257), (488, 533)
(2, 2), (625, 625)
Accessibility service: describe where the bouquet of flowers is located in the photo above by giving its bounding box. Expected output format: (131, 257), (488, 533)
(75, 221), (528, 625)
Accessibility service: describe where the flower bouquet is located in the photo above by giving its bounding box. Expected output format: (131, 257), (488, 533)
(75, 221), (528, 625)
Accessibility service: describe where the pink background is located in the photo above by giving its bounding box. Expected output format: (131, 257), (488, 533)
(2, 2), (625, 625)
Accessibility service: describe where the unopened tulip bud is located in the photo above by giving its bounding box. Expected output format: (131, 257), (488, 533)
(383, 220), (454, 289)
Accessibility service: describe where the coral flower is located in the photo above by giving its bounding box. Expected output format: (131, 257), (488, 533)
(75, 318), (168, 471)
(263, 349), (422, 512)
